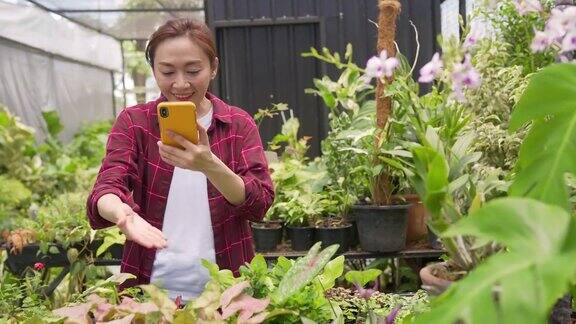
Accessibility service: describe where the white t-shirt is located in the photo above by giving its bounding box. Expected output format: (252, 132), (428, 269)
(150, 108), (215, 301)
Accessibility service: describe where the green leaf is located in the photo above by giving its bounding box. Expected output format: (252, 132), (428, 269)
(272, 243), (339, 304)
(508, 64), (576, 211)
(444, 198), (570, 255)
(172, 310), (196, 324)
(317, 255), (345, 290)
(250, 254), (268, 273)
(510, 64), (576, 130)
(41, 110), (64, 137)
(418, 198), (576, 324)
(344, 269), (382, 287)
(106, 273), (136, 285)
(140, 284), (177, 322)
(201, 259), (235, 287)
(48, 245), (60, 254)
(96, 229), (125, 257)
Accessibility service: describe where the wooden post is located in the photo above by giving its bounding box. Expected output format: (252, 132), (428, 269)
(373, 0), (401, 205)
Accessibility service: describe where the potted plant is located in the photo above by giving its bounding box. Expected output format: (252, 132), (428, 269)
(253, 108), (332, 252)
(313, 187), (354, 254)
(404, 0), (565, 295)
(303, 24), (415, 253)
(279, 190), (321, 251)
(5, 192), (124, 275)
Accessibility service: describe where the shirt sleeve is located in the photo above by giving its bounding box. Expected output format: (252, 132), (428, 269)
(86, 110), (140, 229)
(232, 118), (275, 222)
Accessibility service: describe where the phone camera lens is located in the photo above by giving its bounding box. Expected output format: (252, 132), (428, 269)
(160, 108), (169, 118)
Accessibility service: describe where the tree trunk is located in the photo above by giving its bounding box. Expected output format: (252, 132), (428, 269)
(372, 0), (401, 206)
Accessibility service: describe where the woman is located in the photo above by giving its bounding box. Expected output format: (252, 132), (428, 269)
(87, 19), (274, 300)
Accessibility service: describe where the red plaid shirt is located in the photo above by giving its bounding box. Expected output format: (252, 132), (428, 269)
(87, 93), (274, 288)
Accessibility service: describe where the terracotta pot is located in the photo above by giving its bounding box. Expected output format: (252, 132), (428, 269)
(400, 194), (429, 243)
(419, 262), (454, 295)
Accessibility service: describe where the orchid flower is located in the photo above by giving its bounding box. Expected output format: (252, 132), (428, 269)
(450, 54), (482, 103)
(418, 53), (444, 83)
(513, 0), (542, 16)
(364, 50), (400, 82)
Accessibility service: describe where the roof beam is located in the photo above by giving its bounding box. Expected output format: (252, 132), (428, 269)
(55, 8), (203, 13)
(25, 0), (120, 40)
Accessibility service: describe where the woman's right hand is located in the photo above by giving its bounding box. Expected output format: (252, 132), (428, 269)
(115, 203), (168, 249)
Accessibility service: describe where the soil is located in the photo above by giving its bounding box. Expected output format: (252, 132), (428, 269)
(430, 262), (466, 282)
(315, 217), (350, 229)
(251, 222), (282, 229)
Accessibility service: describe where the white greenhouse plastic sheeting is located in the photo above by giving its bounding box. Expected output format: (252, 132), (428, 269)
(0, 39), (115, 141)
(0, 1), (119, 141)
(0, 1), (122, 72)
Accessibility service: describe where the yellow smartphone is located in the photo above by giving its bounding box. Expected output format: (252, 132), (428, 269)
(157, 101), (198, 148)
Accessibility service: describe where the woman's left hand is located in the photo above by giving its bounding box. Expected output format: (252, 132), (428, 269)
(158, 124), (215, 172)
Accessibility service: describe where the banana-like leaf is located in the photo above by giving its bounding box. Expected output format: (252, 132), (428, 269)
(271, 243), (339, 304)
(509, 63), (576, 211)
(415, 198), (576, 324)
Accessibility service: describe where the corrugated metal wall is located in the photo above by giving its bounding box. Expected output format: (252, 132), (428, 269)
(206, 0), (462, 156)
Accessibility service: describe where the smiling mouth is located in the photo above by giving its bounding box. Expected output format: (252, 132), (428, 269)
(173, 93), (194, 101)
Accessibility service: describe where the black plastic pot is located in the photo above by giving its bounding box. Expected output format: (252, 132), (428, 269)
(4, 241), (123, 275)
(315, 223), (352, 254)
(251, 223), (283, 252)
(354, 204), (409, 252)
(287, 226), (315, 251)
(5, 244), (68, 275)
(427, 226), (443, 250)
(344, 211), (361, 248)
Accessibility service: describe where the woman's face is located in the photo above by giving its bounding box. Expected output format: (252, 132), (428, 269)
(152, 36), (218, 105)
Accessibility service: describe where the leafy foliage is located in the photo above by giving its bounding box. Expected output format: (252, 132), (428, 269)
(478, 0), (556, 74)
(415, 198), (576, 324)
(327, 288), (429, 323)
(413, 63), (576, 323)
(508, 63), (576, 210)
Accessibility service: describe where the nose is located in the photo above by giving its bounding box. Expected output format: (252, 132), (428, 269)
(173, 72), (189, 89)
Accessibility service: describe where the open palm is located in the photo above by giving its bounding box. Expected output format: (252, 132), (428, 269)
(116, 203), (167, 249)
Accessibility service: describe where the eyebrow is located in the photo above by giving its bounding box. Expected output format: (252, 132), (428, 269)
(157, 60), (202, 67)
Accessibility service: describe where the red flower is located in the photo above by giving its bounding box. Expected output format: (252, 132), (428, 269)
(174, 295), (182, 309)
(34, 262), (45, 271)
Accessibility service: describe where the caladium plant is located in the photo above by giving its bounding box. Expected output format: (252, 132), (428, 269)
(344, 269), (383, 299)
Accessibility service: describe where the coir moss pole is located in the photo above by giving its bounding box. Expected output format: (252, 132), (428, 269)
(373, 0), (401, 205)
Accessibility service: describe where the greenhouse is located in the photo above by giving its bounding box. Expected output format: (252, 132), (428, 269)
(0, 0), (575, 323)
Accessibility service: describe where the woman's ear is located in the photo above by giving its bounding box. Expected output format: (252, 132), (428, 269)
(211, 57), (219, 79)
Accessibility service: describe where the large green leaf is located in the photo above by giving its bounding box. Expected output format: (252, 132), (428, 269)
(509, 64), (576, 130)
(415, 198), (576, 324)
(509, 64), (576, 210)
(317, 255), (345, 290)
(271, 243), (339, 304)
(443, 198), (570, 255)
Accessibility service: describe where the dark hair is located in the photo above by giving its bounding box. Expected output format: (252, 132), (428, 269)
(145, 19), (217, 68)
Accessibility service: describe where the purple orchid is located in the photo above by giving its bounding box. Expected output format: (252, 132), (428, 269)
(531, 30), (553, 52)
(450, 54), (481, 103)
(379, 50), (400, 78)
(418, 53), (443, 83)
(365, 50), (400, 82)
(531, 6), (576, 56)
(513, 0), (542, 16)
(353, 279), (380, 300)
(561, 31), (576, 53)
(463, 20), (488, 49)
